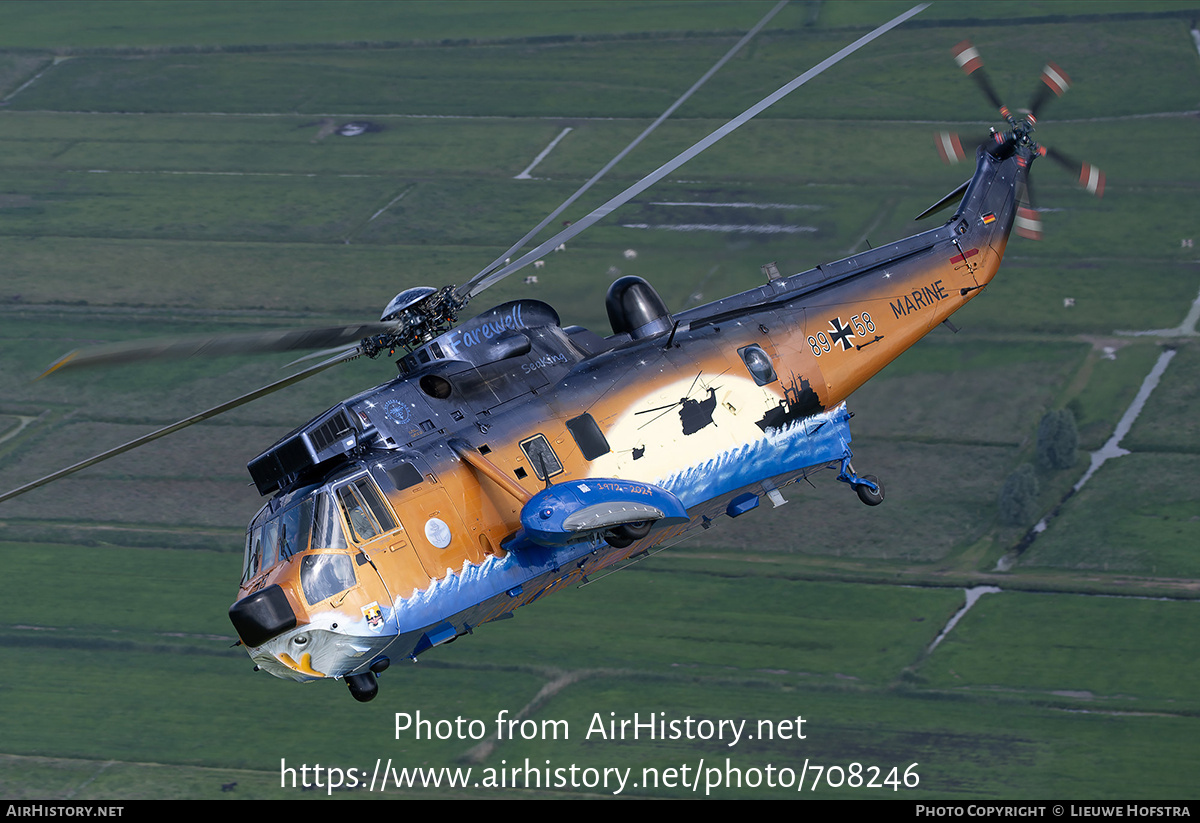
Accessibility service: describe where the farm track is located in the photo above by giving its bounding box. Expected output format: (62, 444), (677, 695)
(668, 549), (1200, 599)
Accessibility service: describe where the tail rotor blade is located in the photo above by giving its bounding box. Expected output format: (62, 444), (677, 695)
(952, 40), (1008, 118)
(1015, 204), (1043, 241)
(1014, 179), (1043, 241)
(1028, 61), (1071, 120)
(1045, 147), (1105, 198)
(934, 130), (967, 165)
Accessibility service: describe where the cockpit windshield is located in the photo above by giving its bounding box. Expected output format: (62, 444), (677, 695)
(241, 489), (348, 583)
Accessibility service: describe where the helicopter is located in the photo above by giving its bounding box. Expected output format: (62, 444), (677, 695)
(0, 7), (1104, 703)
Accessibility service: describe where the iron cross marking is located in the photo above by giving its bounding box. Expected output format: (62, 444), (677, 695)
(827, 317), (856, 351)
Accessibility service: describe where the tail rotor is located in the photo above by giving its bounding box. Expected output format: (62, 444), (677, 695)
(935, 41), (1105, 238)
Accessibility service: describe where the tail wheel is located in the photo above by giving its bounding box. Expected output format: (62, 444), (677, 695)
(856, 475), (885, 506)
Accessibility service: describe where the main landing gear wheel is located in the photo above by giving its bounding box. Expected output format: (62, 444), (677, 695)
(855, 475), (885, 506)
(604, 520), (651, 549)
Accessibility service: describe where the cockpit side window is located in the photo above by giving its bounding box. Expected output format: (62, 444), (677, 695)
(335, 476), (397, 543)
(337, 484), (377, 542)
(242, 521), (263, 585)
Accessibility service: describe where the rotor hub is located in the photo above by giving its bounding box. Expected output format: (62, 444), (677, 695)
(363, 285), (467, 359)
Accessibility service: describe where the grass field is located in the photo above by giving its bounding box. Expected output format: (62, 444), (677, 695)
(1, 0), (1198, 801)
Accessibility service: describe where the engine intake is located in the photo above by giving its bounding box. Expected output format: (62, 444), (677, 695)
(606, 276), (672, 339)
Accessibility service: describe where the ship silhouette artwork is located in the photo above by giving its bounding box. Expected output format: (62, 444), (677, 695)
(755, 374), (824, 434)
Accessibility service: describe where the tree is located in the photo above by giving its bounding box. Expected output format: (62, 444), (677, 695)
(998, 463), (1039, 526)
(1037, 408), (1079, 470)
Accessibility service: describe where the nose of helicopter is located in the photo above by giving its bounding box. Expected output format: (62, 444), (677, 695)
(248, 621), (394, 685)
(230, 580), (397, 684)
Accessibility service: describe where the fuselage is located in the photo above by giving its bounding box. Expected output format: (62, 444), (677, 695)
(229, 140), (1029, 688)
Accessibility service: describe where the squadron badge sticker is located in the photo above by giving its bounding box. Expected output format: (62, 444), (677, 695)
(362, 601), (385, 632)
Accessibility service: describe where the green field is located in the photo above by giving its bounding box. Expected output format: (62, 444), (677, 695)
(1, 0), (1198, 801)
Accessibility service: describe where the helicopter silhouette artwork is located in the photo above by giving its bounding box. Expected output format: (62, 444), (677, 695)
(1, 5), (1105, 701)
(635, 373), (720, 436)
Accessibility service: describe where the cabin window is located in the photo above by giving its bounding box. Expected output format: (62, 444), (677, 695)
(519, 434), (563, 481)
(335, 476), (397, 543)
(300, 553), (357, 605)
(566, 413), (610, 460)
(738, 344), (778, 386)
(382, 461), (424, 492)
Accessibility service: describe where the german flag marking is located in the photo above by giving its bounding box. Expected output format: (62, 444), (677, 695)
(949, 247), (980, 264)
(981, 213), (996, 225)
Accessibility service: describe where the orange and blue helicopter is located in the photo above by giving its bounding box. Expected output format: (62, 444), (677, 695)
(0, 8), (1102, 701)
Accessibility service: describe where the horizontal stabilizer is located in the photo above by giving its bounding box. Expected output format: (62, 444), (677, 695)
(915, 179), (970, 221)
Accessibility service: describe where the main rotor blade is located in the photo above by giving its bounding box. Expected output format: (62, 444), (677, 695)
(284, 341), (362, 368)
(0, 348), (360, 504)
(455, 3), (930, 303)
(470, 0), (790, 283)
(41, 323), (392, 377)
